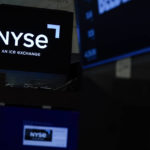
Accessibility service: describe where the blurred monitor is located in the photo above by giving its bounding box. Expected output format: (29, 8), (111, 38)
(0, 105), (79, 150)
(75, 0), (150, 69)
(0, 4), (73, 89)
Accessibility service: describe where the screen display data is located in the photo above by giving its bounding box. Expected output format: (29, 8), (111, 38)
(0, 4), (73, 89)
(0, 106), (79, 150)
(75, 0), (150, 69)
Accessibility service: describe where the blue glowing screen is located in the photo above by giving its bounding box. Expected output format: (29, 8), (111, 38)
(75, 0), (150, 69)
(0, 106), (79, 150)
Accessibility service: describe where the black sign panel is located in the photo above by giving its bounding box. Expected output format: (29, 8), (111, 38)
(0, 5), (73, 74)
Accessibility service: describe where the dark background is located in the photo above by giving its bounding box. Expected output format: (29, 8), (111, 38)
(1, 1), (150, 150)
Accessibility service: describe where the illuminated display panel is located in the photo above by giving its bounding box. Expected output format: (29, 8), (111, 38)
(75, 0), (150, 69)
(0, 4), (73, 89)
(0, 106), (79, 150)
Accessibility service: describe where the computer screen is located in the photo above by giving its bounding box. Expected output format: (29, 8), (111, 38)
(0, 105), (79, 150)
(0, 4), (73, 89)
(75, 0), (150, 69)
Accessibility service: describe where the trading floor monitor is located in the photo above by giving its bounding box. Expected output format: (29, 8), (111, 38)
(75, 0), (150, 69)
(0, 105), (79, 150)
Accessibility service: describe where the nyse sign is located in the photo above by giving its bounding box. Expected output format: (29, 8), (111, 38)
(0, 24), (61, 50)
(0, 24), (61, 57)
(98, 0), (131, 15)
(23, 125), (68, 148)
